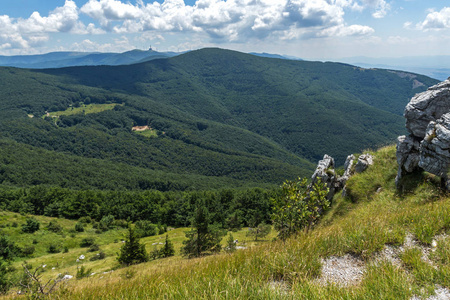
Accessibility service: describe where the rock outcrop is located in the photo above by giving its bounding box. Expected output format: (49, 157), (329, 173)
(310, 155), (338, 201)
(396, 78), (450, 189)
(310, 153), (372, 200)
(355, 154), (374, 174)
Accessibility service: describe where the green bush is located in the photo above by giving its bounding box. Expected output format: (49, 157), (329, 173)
(47, 244), (60, 254)
(90, 251), (106, 261)
(80, 237), (95, 248)
(135, 221), (158, 238)
(88, 244), (100, 252)
(47, 221), (63, 233)
(21, 218), (40, 234)
(21, 246), (35, 257)
(74, 222), (84, 232)
(76, 265), (92, 279)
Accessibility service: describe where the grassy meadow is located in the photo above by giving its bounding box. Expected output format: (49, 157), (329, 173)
(2, 145), (450, 299)
(44, 103), (122, 119)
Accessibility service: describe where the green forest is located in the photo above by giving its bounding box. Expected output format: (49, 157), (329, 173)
(0, 49), (436, 193)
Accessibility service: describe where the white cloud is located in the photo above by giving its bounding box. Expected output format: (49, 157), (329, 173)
(417, 7), (450, 30)
(80, 0), (374, 42)
(354, 0), (391, 18)
(18, 0), (80, 33)
(0, 0), (101, 51)
(317, 24), (375, 37)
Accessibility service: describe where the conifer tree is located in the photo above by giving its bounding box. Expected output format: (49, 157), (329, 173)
(117, 225), (148, 266)
(181, 206), (225, 258)
(159, 234), (175, 258)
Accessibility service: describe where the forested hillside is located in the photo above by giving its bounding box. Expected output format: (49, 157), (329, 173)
(0, 48), (438, 191)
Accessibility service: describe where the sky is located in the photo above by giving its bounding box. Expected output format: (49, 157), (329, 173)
(0, 0), (449, 60)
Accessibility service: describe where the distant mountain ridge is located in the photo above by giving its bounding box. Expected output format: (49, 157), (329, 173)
(0, 49), (179, 69)
(338, 55), (450, 81)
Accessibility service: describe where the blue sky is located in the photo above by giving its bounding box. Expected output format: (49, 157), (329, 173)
(0, 0), (449, 60)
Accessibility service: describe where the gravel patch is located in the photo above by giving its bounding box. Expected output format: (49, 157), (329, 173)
(316, 254), (365, 287)
(411, 286), (450, 300)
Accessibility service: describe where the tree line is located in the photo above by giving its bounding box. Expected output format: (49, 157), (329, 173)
(0, 186), (276, 229)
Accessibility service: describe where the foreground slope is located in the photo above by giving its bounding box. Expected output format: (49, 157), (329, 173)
(11, 145), (448, 299)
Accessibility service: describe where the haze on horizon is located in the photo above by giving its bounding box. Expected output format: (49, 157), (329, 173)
(0, 0), (449, 62)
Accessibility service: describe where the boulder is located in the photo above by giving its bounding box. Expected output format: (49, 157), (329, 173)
(419, 113), (450, 177)
(395, 135), (421, 185)
(396, 78), (450, 190)
(354, 154), (374, 173)
(405, 79), (450, 138)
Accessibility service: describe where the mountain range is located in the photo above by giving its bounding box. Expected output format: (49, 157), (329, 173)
(0, 49), (179, 69)
(0, 48), (439, 191)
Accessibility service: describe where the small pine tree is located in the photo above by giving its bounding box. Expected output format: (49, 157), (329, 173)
(159, 235), (175, 258)
(225, 233), (236, 253)
(246, 223), (271, 241)
(117, 225), (148, 266)
(181, 206), (225, 258)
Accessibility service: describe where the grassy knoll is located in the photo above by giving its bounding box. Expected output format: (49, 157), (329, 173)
(4, 145), (447, 299)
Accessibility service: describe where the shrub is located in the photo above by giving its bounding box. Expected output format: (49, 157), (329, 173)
(89, 251), (106, 261)
(88, 244), (100, 252)
(47, 221), (63, 233)
(135, 220), (158, 238)
(74, 223), (84, 232)
(47, 244), (60, 254)
(0, 236), (21, 260)
(100, 215), (115, 230)
(80, 237), (95, 247)
(272, 178), (329, 240)
(113, 219), (128, 228)
(22, 218), (40, 234)
(21, 246), (35, 257)
(78, 216), (92, 224)
(76, 265), (91, 279)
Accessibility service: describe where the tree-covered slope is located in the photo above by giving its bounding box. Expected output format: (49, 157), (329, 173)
(37, 48), (437, 163)
(0, 48), (438, 191)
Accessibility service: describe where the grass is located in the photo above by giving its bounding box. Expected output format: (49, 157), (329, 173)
(43, 103), (121, 119)
(5, 145), (450, 299)
(134, 128), (158, 138)
(1, 212), (277, 295)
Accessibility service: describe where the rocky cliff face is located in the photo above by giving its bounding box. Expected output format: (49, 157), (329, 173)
(396, 78), (450, 189)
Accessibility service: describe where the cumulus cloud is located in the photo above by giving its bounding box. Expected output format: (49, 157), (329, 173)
(79, 0), (374, 42)
(352, 0), (390, 18)
(0, 0), (378, 53)
(0, 0), (104, 51)
(417, 7), (450, 30)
